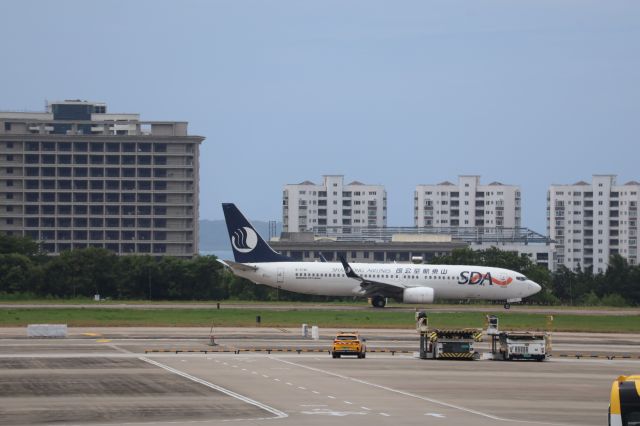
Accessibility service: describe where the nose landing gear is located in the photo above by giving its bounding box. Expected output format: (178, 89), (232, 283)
(503, 298), (521, 310)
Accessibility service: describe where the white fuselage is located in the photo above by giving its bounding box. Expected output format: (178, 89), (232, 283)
(228, 261), (540, 302)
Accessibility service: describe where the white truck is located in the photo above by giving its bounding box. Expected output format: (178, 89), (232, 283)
(496, 332), (547, 361)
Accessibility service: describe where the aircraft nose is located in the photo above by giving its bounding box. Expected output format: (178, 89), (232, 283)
(529, 281), (541, 295)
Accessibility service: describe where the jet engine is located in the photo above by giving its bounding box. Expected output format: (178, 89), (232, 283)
(403, 287), (435, 304)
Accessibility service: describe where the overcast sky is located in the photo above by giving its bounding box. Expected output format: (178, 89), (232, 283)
(2, 0), (639, 232)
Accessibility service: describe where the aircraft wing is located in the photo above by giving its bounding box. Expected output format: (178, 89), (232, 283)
(216, 259), (258, 272)
(338, 256), (405, 298)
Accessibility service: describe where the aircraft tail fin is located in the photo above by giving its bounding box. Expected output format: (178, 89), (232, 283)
(338, 255), (361, 280)
(222, 203), (290, 263)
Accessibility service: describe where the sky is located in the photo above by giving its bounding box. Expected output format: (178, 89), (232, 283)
(2, 0), (639, 233)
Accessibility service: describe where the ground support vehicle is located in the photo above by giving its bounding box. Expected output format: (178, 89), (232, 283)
(609, 375), (640, 426)
(419, 328), (481, 360)
(331, 332), (366, 359)
(493, 332), (547, 361)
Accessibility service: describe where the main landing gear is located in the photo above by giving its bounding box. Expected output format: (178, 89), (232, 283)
(371, 295), (386, 308)
(503, 303), (511, 310)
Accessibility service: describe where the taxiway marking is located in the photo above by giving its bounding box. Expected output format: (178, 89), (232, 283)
(140, 357), (287, 420)
(272, 357), (571, 425)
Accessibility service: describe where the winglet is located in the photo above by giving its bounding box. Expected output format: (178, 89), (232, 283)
(338, 255), (361, 280)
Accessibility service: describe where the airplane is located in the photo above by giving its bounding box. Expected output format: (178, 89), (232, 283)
(219, 203), (542, 309)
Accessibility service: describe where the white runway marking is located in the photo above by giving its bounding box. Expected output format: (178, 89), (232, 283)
(361, 406), (371, 411)
(262, 374), (269, 378)
(312, 391), (320, 394)
(343, 401), (352, 404)
(272, 357), (571, 425)
(379, 412), (390, 416)
(139, 357), (287, 420)
(301, 408), (367, 416)
(426, 412), (446, 418)
(298, 386), (306, 390)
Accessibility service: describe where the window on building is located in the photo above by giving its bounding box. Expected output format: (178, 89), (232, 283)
(89, 180), (103, 190)
(135, 181), (150, 191)
(111, 194), (129, 204)
(89, 218), (104, 228)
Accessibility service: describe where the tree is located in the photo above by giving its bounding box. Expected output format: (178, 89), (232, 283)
(0, 234), (41, 258)
(0, 253), (35, 294)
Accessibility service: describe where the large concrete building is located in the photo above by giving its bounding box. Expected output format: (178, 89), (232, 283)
(0, 100), (204, 257)
(282, 175), (386, 233)
(414, 175), (521, 228)
(548, 175), (639, 272)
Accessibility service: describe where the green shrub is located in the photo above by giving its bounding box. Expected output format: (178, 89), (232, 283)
(600, 293), (628, 307)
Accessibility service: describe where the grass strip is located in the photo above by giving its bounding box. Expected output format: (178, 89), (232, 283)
(1, 308), (638, 333)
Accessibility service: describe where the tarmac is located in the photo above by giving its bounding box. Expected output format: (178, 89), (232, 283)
(0, 326), (638, 425)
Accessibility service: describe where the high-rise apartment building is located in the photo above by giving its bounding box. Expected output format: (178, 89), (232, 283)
(282, 175), (386, 233)
(414, 176), (521, 228)
(0, 100), (204, 257)
(548, 175), (639, 272)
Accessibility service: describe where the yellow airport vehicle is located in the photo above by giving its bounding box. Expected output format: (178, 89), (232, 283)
(331, 332), (367, 359)
(416, 312), (481, 360)
(424, 329), (482, 360)
(609, 375), (640, 426)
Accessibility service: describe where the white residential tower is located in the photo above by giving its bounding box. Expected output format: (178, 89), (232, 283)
(548, 175), (639, 272)
(283, 175), (386, 233)
(414, 176), (521, 228)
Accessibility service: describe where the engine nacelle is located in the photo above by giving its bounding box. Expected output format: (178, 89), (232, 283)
(403, 287), (435, 304)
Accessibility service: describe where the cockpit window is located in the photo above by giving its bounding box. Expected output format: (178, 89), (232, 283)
(516, 276), (527, 281)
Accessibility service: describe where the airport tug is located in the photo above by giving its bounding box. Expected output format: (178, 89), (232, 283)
(486, 315), (548, 361)
(416, 312), (482, 360)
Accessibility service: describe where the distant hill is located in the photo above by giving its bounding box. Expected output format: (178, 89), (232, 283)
(199, 219), (282, 251)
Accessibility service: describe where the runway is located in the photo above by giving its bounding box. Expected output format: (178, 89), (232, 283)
(1, 302), (638, 316)
(0, 327), (637, 425)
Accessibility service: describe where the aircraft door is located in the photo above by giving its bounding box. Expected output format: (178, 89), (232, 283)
(276, 268), (284, 284)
